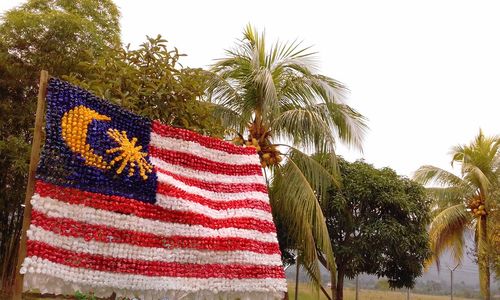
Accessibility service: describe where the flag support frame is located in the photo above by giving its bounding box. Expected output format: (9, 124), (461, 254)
(13, 70), (49, 300)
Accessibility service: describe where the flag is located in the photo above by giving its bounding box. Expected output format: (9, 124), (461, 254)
(20, 78), (287, 299)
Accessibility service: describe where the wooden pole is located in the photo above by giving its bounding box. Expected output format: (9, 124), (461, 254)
(13, 70), (49, 300)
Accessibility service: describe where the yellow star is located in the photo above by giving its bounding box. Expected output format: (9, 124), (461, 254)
(106, 129), (153, 180)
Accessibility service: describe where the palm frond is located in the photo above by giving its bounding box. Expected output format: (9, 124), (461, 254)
(267, 38), (317, 71)
(278, 74), (319, 108)
(208, 61), (249, 110)
(271, 107), (337, 153)
(427, 204), (470, 269)
(450, 130), (500, 192)
(425, 187), (468, 213)
(323, 103), (367, 150)
(270, 159), (337, 282)
(278, 73), (347, 107)
(462, 162), (491, 196)
(205, 102), (247, 133)
(413, 165), (465, 187)
(285, 148), (340, 203)
(253, 67), (279, 123)
(307, 74), (348, 104)
(300, 228), (321, 293)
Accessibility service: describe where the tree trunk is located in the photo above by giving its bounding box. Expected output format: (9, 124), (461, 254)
(330, 269), (337, 300)
(335, 268), (345, 300)
(479, 215), (490, 300)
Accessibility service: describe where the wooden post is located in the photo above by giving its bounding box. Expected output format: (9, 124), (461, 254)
(13, 70), (49, 300)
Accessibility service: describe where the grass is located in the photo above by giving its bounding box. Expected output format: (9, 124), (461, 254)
(287, 283), (475, 300)
(21, 284), (477, 300)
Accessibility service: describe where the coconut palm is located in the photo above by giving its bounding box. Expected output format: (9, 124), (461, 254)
(414, 130), (500, 300)
(207, 25), (367, 289)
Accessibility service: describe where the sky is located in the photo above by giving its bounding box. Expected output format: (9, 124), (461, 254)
(1, 0), (499, 178)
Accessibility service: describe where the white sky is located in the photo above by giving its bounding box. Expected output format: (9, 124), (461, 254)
(2, 0), (499, 178)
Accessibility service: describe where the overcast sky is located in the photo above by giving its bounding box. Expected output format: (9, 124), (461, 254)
(1, 0), (499, 178)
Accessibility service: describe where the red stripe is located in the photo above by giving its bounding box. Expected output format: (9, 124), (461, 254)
(30, 211), (281, 254)
(152, 121), (256, 155)
(28, 240), (286, 278)
(150, 146), (262, 176)
(157, 183), (272, 212)
(35, 181), (275, 233)
(156, 167), (268, 193)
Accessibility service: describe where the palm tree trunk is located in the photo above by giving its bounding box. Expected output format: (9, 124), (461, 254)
(478, 215), (490, 300)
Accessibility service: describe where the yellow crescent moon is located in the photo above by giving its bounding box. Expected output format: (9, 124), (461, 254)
(61, 105), (111, 169)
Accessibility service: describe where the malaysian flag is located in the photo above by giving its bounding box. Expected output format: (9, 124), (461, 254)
(20, 78), (287, 299)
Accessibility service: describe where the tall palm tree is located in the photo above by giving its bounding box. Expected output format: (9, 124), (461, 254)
(207, 25), (367, 289)
(414, 130), (500, 300)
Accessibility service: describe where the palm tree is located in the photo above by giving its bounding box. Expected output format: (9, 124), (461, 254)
(414, 130), (500, 300)
(207, 24), (367, 291)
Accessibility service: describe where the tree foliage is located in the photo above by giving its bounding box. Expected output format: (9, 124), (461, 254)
(65, 35), (224, 136)
(414, 130), (500, 300)
(0, 0), (121, 293)
(208, 24), (368, 287)
(323, 158), (431, 300)
(0, 0), (120, 76)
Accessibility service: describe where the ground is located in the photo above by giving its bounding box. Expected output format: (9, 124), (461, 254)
(287, 283), (475, 300)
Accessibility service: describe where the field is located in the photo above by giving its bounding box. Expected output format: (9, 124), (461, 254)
(287, 284), (475, 300)
(18, 285), (476, 300)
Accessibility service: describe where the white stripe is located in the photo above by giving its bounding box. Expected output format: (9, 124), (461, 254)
(150, 133), (260, 166)
(156, 194), (273, 222)
(150, 157), (266, 185)
(22, 258), (286, 299)
(157, 171), (269, 203)
(27, 226), (283, 266)
(31, 195), (278, 243)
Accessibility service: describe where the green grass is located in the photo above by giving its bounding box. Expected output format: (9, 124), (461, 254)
(287, 283), (475, 300)
(22, 284), (477, 300)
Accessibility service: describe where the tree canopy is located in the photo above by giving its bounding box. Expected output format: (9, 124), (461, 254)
(65, 35), (224, 136)
(324, 158), (431, 300)
(0, 0), (120, 76)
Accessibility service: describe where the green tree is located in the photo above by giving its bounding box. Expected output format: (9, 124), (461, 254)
(0, 0), (121, 76)
(322, 158), (431, 300)
(0, 0), (121, 293)
(65, 35), (224, 136)
(414, 130), (500, 300)
(208, 25), (367, 288)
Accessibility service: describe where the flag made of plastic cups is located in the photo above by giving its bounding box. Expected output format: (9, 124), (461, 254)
(21, 78), (287, 300)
